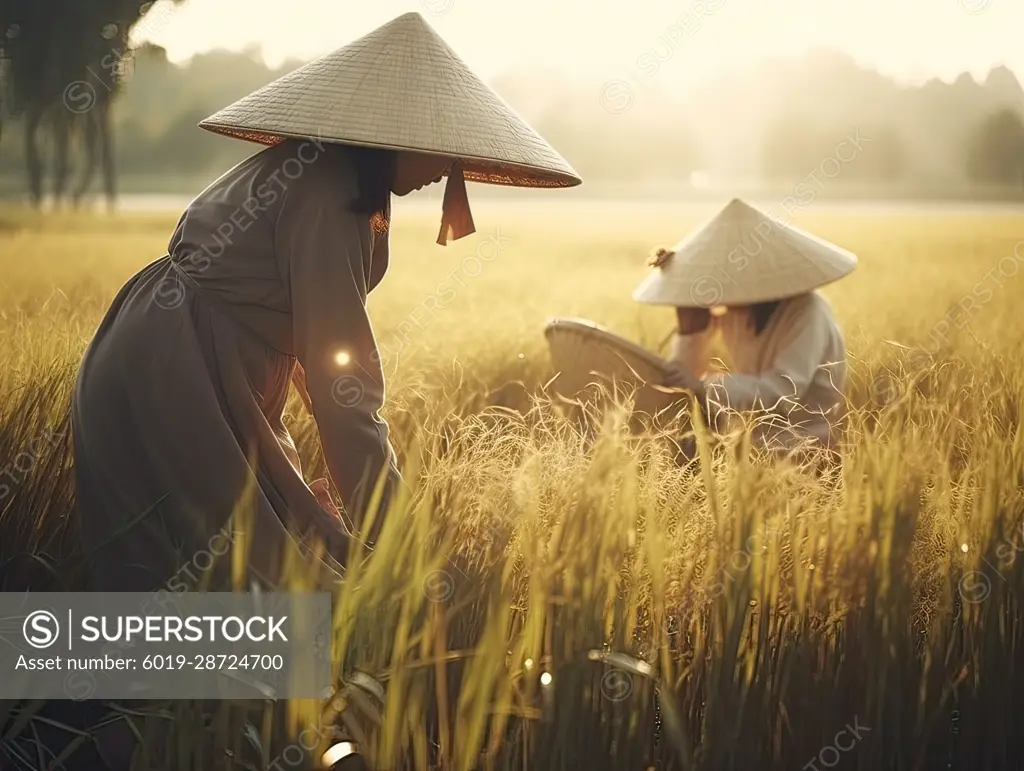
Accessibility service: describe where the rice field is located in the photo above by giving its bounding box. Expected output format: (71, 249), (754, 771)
(1, 199), (1023, 770)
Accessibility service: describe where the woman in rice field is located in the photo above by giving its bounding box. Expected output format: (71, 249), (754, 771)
(634, 198), (856, 456)
(70, 12), (580, 592)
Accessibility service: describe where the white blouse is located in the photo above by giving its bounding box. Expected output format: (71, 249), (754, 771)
(669, 291), (847, 450)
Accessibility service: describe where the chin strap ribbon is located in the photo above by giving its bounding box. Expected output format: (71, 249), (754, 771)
(436, 162), (476, 246)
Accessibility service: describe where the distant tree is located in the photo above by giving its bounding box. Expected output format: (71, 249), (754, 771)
(840, 125), (908, 182)
(534, 97), (700, 186)
(152, 107), (229, 173)
(966, 108), (1024, 188)
(761, 119), (909, 185)
(4, 41), (1024, 198)
(1, 1), (188, 208)
(760, 118), (817, 181)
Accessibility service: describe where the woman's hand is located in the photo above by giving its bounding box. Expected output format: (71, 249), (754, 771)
(292, 363), (314, 415)
(676, 307), (710, 335)
(663, 361), (704, 394)
(309, 478), (341, 518)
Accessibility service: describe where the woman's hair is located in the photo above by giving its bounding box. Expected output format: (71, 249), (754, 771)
(751, 301), (780, 334)
(346, 145), (396, 235)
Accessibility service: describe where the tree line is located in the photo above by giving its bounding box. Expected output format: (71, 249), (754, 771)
(1, 15), (1023, 201)
(0, 1), (186, 206)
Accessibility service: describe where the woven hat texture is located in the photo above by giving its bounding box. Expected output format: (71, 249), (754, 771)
(199, 12), (580, 188)
(633, 199), (857, 307)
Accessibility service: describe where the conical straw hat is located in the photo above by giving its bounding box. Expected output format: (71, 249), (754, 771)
(632, 199), (857, 307)
(198, 12), (580, 189)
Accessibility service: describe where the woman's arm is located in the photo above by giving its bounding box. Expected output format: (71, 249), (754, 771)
(667, 333), (708, 379)
(665, 306), (711, 388)
(276, 157), (400, 544)
(289, 362), (341, 515)
(669, 307), (711, 373)
(291, 362), (314, 415)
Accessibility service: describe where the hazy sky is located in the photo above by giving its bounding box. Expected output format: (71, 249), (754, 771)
(134, 0), (1020, 89)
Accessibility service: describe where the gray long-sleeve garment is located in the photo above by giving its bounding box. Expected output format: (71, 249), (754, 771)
(72, 139), (399, 591)
(668, 291), (846, 450)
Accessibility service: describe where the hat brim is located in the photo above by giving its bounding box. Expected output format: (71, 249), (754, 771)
(631, 198), (857, 307)
(631, 269), (856, 307)
(196, 13), (582, 190)
(196, 123), (581, 188)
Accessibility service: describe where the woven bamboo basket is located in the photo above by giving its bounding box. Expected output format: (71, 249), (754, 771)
(543, 317), (683, 421)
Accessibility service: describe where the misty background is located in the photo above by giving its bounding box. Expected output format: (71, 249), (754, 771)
(2, 39), (1023, 201)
